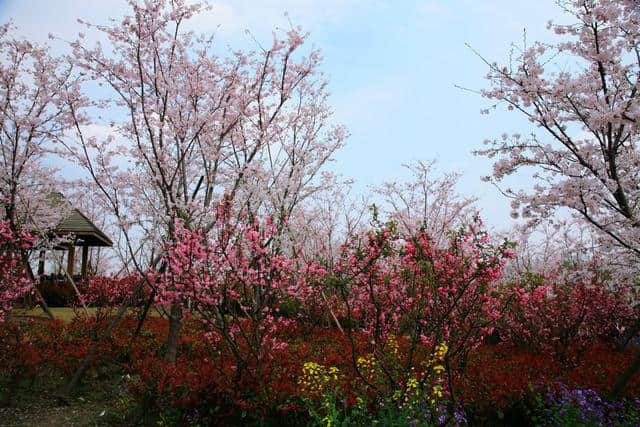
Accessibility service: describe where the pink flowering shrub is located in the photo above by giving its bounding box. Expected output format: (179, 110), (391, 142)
(499, 270), (635, 365)
(322, 217), (513, 400)
(0, 220), (35, 322)
(157, 201), (324, 390)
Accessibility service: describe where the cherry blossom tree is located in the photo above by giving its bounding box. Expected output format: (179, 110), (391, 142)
(476, 0), (640, 261)
(502, 220), (607, 281)
(0, 23), (80, 319)
(59, 0), (345, 361)
(375, 160), (478, 247)
(475, 0), (640, 395)
(284, 177), (369, 266)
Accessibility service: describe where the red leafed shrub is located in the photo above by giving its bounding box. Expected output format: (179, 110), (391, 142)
(0, 319), (48, 397)
(456, 343), (640, 412)
(3, 312), (640, 422)
(498, 271), (635, 365)
(123, 323), (640, 422)
(124, 325), (373, 422)
(83, 274), (148, 307)
(40, 274), (147, 308)
(456, 345), (557, 409)
(0, 315), (161, 392)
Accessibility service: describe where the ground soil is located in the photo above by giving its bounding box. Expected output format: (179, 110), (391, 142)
(0, 376), (135, 426)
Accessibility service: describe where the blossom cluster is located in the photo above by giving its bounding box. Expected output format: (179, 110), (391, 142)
(0, 220), (35, 322)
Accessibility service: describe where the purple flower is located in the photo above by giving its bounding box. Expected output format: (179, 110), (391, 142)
(542, 383), (640, 426)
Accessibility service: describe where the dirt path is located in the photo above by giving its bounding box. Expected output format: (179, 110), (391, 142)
(0, 402), (113, 427)
(0, 402), (111, 427)
(0, 380), (134, 427)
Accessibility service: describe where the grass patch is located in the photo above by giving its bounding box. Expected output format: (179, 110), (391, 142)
(12, 307), (165, 322)
(12, 307), (95, 322)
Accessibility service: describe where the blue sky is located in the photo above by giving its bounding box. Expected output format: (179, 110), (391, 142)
(0, 0), (570, 230)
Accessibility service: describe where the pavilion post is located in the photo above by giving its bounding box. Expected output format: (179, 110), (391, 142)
(37, 250), (45, 276)
(81, 245), (89, 281)
(67, 245), (75, 284)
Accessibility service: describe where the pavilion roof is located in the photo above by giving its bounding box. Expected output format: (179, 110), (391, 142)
(48, 192), (113, 247)
(55, 208), (113, 247)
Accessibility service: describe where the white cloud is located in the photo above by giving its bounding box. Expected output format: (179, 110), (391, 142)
(0, 0), (370, 49)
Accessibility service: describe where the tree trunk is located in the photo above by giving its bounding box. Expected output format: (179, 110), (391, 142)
(81, 246), (89, 281)
(133, 288), (157, 339)
(21, 250), (54, 320)
(164, 301), (182, 363)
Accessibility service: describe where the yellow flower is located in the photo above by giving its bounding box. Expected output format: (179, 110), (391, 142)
(328, 366), (340, 381)
(432, 384), (443, 398)
(356, 354), (377, 378)
(298, 362), (340, 397)
(387, 334), (399, 357)
(299, 362), (329, 394)
(435, 342), (448, 359)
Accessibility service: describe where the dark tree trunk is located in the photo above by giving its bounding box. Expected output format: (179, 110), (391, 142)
(164, 301), (182, 363)
(21, 250), (53, 320)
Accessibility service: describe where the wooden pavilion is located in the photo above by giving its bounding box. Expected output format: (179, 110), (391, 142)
(37, 196), (113, 283)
